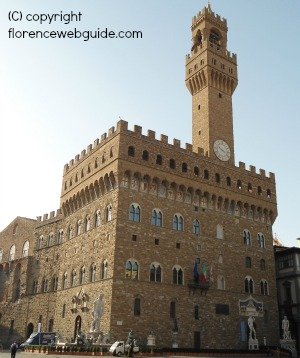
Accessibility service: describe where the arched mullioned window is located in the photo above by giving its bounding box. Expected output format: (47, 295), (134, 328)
(85, 216), (91, 231)
(71, 270), (77, 287)
(129, 204), (141, 222)
(90, 264), (96, 282)
(95, 210), (101, 227)
(215, 173), (220, 183)
(226, 176), (231, 186)
(128, 146), (135, 157)
(260, 259), (266, 270)
(245, 276), (254, 294)
(243, 229), (251, 245)
(248, 183), (253, 193)
(204, 170), (209, 180)
(173, 214), (183, 231)
(257, 233), (266, 248)
(79, 266), (85, 285)
(68, 226), (73, 240)
(151, 209), (162, 227)
(267, 189), (271, 199)
(193, 219), (200, 235)
(62, 272), (68, 289)
(260, 280), (269, 295)
(257, 186), (262, 195)
(182, 163), (188, 173)
(101, 260), (108, 279)
(125, 260), (139, 280)
(237, 180), (242, 190)
(245, 257), (252, 268)
(106, 205), (112, 222)
(217, 275), (225, 290)
(194, 166), (199, 176)
(172, 265), (183, 285)
(42, 278), (48, 293)
(52, 276), (58, 291)
(22, 241), (29, 257)
(149, 263), (162, 283)
(76, 220), (82, 236)
(58, 230), (64, 244)
(9, 245), (15, 261)
(216, 224), (224, 239)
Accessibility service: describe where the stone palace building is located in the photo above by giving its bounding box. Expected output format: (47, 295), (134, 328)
(0, 4), (279, 350)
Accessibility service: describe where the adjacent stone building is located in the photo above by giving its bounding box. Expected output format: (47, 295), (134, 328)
(0, 4), (279, 350)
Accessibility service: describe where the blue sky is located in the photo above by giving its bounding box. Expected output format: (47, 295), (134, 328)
(0, 0), (299, 247)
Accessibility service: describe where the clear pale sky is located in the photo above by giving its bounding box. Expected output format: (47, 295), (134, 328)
(0, 0), (299, 247)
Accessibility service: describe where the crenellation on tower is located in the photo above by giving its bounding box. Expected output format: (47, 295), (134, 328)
(173, 138), (181, 147)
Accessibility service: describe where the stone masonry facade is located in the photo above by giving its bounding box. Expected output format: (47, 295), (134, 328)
(0, 4), (279, 350)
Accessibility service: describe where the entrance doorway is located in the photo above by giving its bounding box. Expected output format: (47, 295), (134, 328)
(74, 315), (81, 341)
(26, 323), (34, 338)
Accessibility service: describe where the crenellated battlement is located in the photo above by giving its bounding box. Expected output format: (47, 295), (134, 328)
(185, 39), (237, 64)
(63, 119), (275, 183)
(192, 4), (227, 30)
(36, 209), (62, 226)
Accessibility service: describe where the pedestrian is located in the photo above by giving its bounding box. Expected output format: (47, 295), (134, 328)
(10, 341), (18, 358)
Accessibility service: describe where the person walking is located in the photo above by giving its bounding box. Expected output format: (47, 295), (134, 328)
(10, 341), (18, 358)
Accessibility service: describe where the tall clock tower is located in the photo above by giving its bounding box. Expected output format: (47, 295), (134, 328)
(185, 4), (238, 165)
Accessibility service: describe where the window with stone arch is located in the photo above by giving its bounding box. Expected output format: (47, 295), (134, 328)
(156, 154), (163, 165)
(125, 259), (139, 280)
(169, 159), (176, 169)
(71, 270), (77, 287)
(42, 278), (48, 293)
(217, 275), (225, 290)
(243, 229), (251, 245)
(52, 276), (58, 291)
(173, 214), (184, 231)
(244, 276), (254, 294)
(106, 204), (112, 222)
(76, 220), (82, 236)
(151, 209), (162, 227)
(260, 279), (269, 295)
(68, 226), (73, 240)
(172, 265), (183, 285)
(128, 146), (135, 157)
(260, 259), (266, 271)
(245, 256), (252, 268)
(257, 233), (266, 248)
(149, 262), (162, 283)
(216, 224), (224, 239)
(95, 210), (101, 227)
(129, 203), (141, 222)
(9, 244), (15, 261)
(58, 229), (64, 244)
(0, 248), (3, 263)
(90, 264), (97, 282)
(85, 216), (91, 232)
(22, 240), (29, 257)
(218, 254), (223, 264)
(79, 266), (85, 285)
(62, 272), (68, 289)
(101, 260), (108, 279)
(193, 219), (200, 235)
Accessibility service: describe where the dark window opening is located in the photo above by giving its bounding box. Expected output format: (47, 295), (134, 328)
(128, 146), (135, 157)
(194, 166), (199, 176)
(204, 170), (209, 180)
(156, 154), (162, 165)
(215, 173), (220, 183)
(182, 163), (188, 173)
(142, 150), (149, 161)
(170, 159), (176, 169)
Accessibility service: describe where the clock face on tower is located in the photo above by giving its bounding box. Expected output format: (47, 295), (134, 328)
(213, 140), (231, 161)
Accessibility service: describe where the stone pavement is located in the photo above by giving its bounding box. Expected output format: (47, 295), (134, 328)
(0, 352), (282, 358)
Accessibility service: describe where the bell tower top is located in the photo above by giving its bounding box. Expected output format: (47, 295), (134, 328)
(185, 4), (238, 165)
